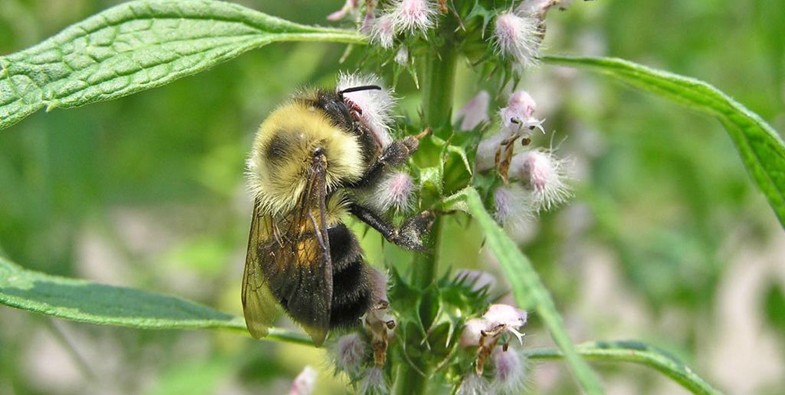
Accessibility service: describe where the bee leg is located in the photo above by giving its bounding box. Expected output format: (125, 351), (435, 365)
(348, 204), (435, 252)
(349, 129), (431, 188)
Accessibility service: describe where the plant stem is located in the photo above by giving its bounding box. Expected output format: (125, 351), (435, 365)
(392, 20), (458, 395)
(421, 41), (458, 131)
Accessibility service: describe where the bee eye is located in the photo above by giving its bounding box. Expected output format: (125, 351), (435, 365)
(313, 147), (325, 158)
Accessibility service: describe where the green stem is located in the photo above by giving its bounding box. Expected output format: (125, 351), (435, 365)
(421, 38), (459, 130)
(392, 20), (459, 395)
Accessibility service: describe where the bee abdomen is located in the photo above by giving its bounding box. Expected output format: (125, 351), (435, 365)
(328, 224), (373, 328)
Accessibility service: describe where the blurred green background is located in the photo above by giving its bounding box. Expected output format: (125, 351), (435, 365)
(1, 1), (784, 394)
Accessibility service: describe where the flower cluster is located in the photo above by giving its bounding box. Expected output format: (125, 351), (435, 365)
(328, 0), (439, 50)
(465, 89), (572, 237)
(458, 303), (529, 394)
(326, 271), (397, 394)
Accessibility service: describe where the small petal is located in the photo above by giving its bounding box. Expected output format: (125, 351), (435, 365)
(509, 149), (571, 210)
(289, 366), (318, 395)
(391, 0), (437, 33)
(337, 73), (395, 149)
(491, 348), (527, 394)
(493, 11), (542, 69)
(330, 333), (369, 376)
(456, 91), (491, 131)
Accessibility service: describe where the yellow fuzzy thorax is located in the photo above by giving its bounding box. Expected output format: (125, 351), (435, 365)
(247, 100), (366, 216)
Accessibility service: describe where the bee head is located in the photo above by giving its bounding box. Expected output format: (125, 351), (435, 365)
(312, 85), (382, 134)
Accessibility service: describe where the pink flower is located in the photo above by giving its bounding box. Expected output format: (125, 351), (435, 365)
(455, 91), (491, 131)
(369, 13), (396, 48)
(509, 149), (571, 210)
(391, 0), (437, 33)
(499, 90), (544, 136)
(483, 304), (527, 343)
(371, 171), (415, 212)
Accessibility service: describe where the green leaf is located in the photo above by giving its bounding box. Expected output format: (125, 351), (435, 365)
(0, 0), (365, 130)
(543, 55), (785, 227)
(0, 255), (311, 345)
(443, 187), (605, 395)
(527, 341), (723, 395)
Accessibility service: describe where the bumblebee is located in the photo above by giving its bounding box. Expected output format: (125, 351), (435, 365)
(243, 76), (432, 345)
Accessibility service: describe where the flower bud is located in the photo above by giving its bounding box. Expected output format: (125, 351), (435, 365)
(493, 11), (541, 69)
(330, 333), (368, 376)
(371, 171), (415, 213)
(491, 348), (527, 395)
(391, 0), (437, 33)
(394, 46), (409, 65)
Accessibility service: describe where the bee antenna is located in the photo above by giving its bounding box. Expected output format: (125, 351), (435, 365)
(340, 85), (382, 94)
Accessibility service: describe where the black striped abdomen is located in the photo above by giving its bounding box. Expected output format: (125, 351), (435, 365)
(328, 223), (373, 328)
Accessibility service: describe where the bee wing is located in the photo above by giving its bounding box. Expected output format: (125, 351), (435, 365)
(241, 199), (282, 339)
(243, 157), (333, 345)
